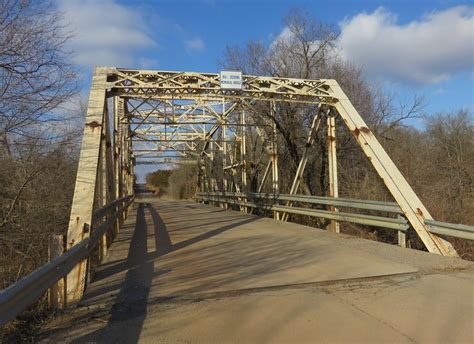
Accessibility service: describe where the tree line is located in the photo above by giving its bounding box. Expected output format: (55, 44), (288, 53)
(1, 1), (80, 340)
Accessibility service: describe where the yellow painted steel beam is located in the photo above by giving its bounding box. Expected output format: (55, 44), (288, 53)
(330, 81), (457, 257)
(66, 67), (110, 303)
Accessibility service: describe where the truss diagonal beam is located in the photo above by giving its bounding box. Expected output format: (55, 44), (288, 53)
(330, 81), (456, 257)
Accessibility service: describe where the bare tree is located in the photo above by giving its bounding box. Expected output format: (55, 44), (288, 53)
(220, 9), (426, 198)
(0, 0), (78, 157)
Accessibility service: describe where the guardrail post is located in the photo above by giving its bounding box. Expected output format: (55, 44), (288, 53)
(48, 235), (65, 311)
(398, 230), (407, 248)
(397, 215), (407, 247)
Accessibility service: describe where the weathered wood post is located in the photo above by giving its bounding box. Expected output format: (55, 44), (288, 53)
(398, 215), (407, 247)
(48, 235), (65, 311)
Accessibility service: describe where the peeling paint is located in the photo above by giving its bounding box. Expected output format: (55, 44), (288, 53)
(86, 121), (101, 132)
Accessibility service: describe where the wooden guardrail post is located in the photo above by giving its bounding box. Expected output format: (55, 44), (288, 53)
(397, 215), (407, 248)
(48, 234), (66, 311)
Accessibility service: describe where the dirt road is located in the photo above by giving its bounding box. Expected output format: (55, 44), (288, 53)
(39, 197), (474, 343)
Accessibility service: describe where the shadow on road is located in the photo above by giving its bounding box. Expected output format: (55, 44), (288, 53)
(73, 201), (258, 343)
(74, 203), (163, 343)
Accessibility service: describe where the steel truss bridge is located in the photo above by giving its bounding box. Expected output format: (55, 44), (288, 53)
(1, 68), (473, 338)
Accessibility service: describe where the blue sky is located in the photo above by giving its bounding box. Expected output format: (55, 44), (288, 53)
(57, 0), (473, 123)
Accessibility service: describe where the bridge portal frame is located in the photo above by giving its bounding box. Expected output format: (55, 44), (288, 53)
(65, 67), (457, 304)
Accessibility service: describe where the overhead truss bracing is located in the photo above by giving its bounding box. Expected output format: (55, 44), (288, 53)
(66, 66), (458, 305)
(107, 69), (336, 103)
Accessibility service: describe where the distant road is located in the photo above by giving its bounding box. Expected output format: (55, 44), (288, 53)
(134, 183), (153, 195)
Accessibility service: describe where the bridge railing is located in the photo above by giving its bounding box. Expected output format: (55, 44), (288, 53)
(0, 195), (134, 327)
(195, 192), (474, 242)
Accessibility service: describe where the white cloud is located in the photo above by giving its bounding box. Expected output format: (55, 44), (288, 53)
(271, 27), (293, 49)
(338, 6), (474, 84)
(57, 0), (156, 67)
(184, 38), (205, 53)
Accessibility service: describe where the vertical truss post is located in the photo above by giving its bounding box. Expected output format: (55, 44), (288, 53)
(209, 141), (215, 190)
(241, 110), (247, 191)
(271, 102), (280, 220)
(230, 137), (240, 193)
(331, 81), (457, 256)
(222, 99), (228, 202)
(119, 104), (127, 224)
(196, 106), (205, 196)
(105, 105), (116, 205)
(209, 141), (219, 206)
(222, 128), (227, 193)
(66, 67), (109, 303)
(326, 111), (340, 233)
(98, 130), (108, 261)
(281, 106), (323, 221)
(241, 110), (248, 213)
(124, 116), (133, 197)
(113, 97), (122, 231)
(196, 158), (203, 195)
(326, 110), (340, 233)
(130, 153), (135, 193)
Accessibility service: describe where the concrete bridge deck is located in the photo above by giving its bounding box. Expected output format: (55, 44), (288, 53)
(40, 196), (474, 343)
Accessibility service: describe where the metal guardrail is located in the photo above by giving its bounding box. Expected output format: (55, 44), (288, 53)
(92, 197), (132, 222)
(0, 195), (134, 327)
(425, 219), (474, 241)
(196, 192), (474, 240)
(200, 192), (404, 213)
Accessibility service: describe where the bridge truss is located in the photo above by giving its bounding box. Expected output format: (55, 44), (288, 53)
(65, 66), (459, 304)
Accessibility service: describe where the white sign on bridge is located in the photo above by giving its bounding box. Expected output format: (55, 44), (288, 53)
(220, 71), (243, 90)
